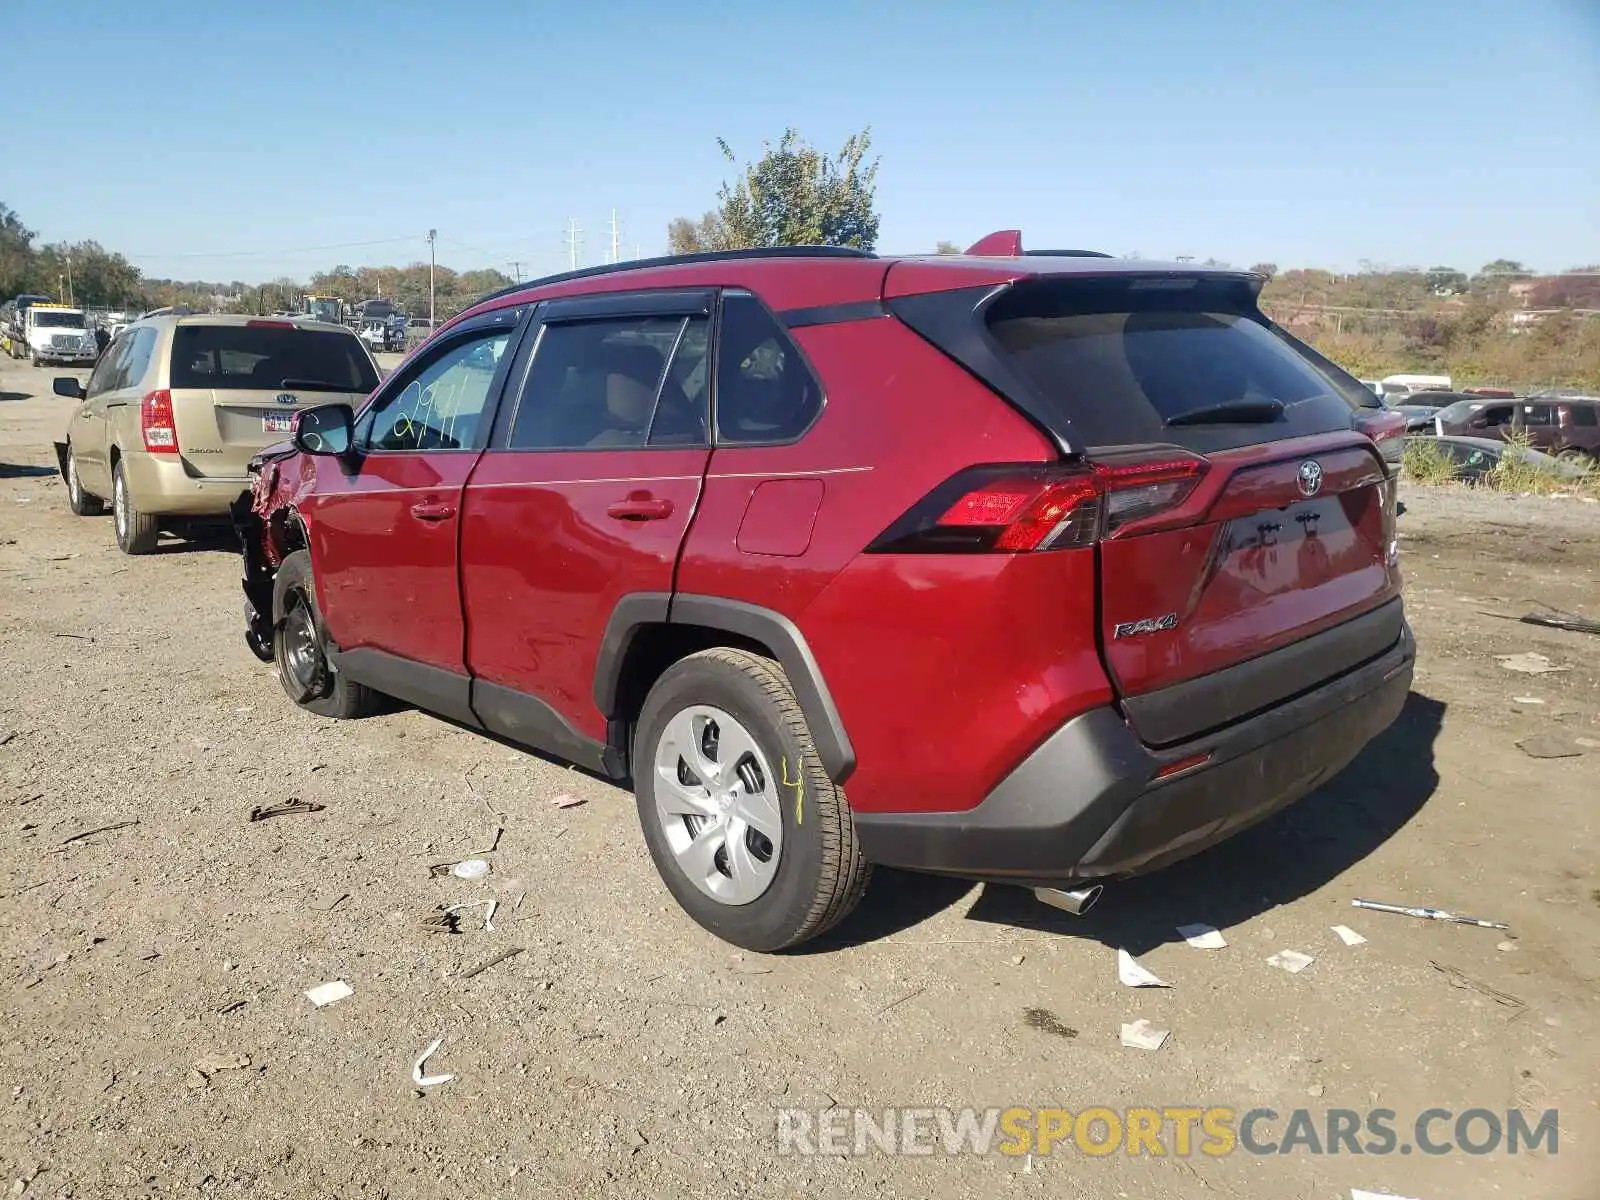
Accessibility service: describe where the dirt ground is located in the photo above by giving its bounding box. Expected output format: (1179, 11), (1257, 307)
(2, 355), (1597, 1199)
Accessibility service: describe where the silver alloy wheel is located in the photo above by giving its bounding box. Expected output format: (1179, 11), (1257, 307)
(113, 469), (127, 541)
(652, 704), (783, 905)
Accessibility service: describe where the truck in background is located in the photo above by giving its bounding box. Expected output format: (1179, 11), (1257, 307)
(1, 293), (55, 359)
(3, 299), (98, 366)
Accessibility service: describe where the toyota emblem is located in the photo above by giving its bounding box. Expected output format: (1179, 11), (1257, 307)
(274, 392), (298, 406)
(1297, 460), (1324, 497)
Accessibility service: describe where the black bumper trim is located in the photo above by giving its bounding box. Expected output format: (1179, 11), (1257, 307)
(852, 622), (1415, 887)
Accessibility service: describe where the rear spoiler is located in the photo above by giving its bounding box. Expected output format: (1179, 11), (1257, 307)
(962, 229), (1113, 259)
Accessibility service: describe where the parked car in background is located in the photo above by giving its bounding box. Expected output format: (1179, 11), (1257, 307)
(234, 241), (1412, 951)
(52, 314), (378, 554)
(1386, 390), (1485, 433)
(1431, 396), (1600, 463)
(1403, 435), (1593, 484)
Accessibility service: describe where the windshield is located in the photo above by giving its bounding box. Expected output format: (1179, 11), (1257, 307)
(1434, 400), (1483, 423)
(35, 311), (86, 329)
(171, 324), (379, 392)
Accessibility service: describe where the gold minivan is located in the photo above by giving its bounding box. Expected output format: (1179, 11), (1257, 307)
(53, 314), (379, 553)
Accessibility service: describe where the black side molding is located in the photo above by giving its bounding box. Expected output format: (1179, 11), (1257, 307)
(779, 299), (888, 329)
(473, 680), (619, 777)
(331, 647), (478, 728)
(594, 593), (857, 784)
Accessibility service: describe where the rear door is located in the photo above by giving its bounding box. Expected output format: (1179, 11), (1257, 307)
(899, 271), (1403, 745)
(164, 320), (378, 480)
(459, 291), (714, 747)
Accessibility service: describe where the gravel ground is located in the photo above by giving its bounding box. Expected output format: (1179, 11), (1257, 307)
(2, 357), (1598, 1198)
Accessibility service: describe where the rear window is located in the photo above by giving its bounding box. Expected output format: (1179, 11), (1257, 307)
(170, 324), (379, 392)
(982, 278), (1369, 450)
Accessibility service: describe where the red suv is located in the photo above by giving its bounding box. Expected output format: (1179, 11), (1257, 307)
(234, 237), (1414, 951)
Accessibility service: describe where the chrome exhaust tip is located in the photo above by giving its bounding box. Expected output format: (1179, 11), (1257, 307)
(1032, 884), (1103, 916)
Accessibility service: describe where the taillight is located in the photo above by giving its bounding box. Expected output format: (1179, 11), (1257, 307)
(867, 454), (1205, 554)
(140, 389), (178, 453)
(1353, 409), (1407, 445)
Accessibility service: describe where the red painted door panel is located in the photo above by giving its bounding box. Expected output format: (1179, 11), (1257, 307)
(459, 448), (709, 740)
(307, 451), (477, 672)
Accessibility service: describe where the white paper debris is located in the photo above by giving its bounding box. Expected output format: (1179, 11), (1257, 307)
(444, 898), (498, 933)
(1511, 696), (1544, 705)
(1497, 652), (1566, 675)
(1351, 1190), (1422, 1200)
(1332, 925), (1367, 946)
(412, 1036), (454, 1087)
(1119, 1019), (1169, 1051)
(304, 980), (353, 1007)
(552, 793), (586, 809)
(451, 858), (491, 880)
(1266, 950), (1315, 974)
(1176, 923), (1227, 949)
(1117, 948), (1171, 988)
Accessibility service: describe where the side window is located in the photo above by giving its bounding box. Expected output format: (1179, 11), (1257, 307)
(1479, 405), (1514, 428)
(116, 329), (157, 392)
(85, 332), (131, 398)
(1522, 404), (1554, 427)
(714, 291), (823, 445)
(357, 328), (512, 452)
(1569, 404), (1598, 428)
(507, 314), (707, 450)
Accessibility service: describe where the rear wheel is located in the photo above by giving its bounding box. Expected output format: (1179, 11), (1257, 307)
(64, 447), (106, 516)
(271, 549), (379, 719)
(111, 459), (159, 554)
(633, 648), (870, 952)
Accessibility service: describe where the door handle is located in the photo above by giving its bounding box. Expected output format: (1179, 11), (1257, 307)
(606, 496), (674, 522)
(410, 501), (457, 522)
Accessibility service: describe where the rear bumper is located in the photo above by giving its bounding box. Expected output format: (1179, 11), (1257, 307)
(119, 451), (250, 516)
(852, 620), (1415, 887)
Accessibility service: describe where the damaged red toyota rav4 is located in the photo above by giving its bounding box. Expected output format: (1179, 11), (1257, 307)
(233, 235), (1414, 952)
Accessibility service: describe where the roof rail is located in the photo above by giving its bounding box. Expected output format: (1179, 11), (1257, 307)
(473, 245), (876, 307)
(1023, 249), (1114, 259)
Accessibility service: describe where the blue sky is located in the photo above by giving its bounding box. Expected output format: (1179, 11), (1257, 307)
(8, 0), (1597, 283)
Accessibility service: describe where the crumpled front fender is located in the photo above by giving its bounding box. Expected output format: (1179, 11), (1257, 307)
(232, 447), (318, 663)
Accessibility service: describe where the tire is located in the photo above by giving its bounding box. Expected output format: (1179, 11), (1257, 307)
(111, 459), (159, 554)
(64, 446), (106, 516)
(271, 549), (380, 719)
(633, 647), (871, 951)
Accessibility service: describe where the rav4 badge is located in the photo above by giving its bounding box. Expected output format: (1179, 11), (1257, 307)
(1113, 613), (1179, 639)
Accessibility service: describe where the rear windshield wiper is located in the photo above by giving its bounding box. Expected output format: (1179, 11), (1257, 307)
(278, 377), (361, 392)
(1165, 399), (1286, 426)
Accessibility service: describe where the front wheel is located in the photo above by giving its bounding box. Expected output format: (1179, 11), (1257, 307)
(633, 648), (870, 952)
(271, 550), (379, 719)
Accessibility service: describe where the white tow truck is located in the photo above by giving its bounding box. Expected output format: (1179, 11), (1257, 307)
(12, 303), (99, 367)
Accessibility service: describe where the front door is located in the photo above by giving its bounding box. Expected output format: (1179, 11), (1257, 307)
(459, 294), (714, 750)
(305, 309), (525, 718)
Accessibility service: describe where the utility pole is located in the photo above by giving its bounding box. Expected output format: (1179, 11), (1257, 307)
(427, 229), (437, 326)
(508, 261), (523, 283)
(64, 254), (74, 307)
(565, 219), (582, 270)
(609, 209), (620, 264)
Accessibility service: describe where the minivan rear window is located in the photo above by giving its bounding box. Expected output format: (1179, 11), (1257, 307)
(981, 278), (1369, 451)
(170, 325), (379, 392)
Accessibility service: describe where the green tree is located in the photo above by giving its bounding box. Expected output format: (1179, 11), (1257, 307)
(667, 212), (728, 255)
(712, 127), (881, 251)
(935, 240), (961, 255)
(1, 202), (37, 299)
(1424, 266), (1468, 295)
(33, 240), (142, 307)
(1248, 262), (1278, 280)
(1474, 258), (1532, 283)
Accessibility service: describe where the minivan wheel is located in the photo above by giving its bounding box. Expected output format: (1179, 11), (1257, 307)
(271, 550), (379, 719)
(112, 460), (159, 554)
(634, 648), (871, 952)
(64, 448), (106, 516)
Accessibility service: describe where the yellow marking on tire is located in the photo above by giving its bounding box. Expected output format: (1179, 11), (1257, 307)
(781, 756), (804, 825)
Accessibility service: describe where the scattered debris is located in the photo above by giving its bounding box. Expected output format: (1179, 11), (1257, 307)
(217, 1000), (248, 1015)
(193, 1052), (251, 1078)
(1517, 735), (1584, 760)
(185, 1070), (210, 1091)
(459, 947), (525, 979)
(1307, 1083), (1325, 1097)
(874, 986), (926, 1016)
(1117, 949), (1172, 988)
(552, 793), (585, 809)
(1332, 925), (1368, 946)
(0, 731), (16, 747)
(54, 819), (138, 849)
(1119, 1019), (1169, 1051)
(1351, 1190), (1422, 1200)
(1496, 941), (1518, 953)
(1520, 611), (1600, 636)
(304, 980), (353, 1008)
(1429, 961), (1524, 1009)
(51, 629), (92, 639)
(1010, 954), (1025, 966)
(1496, 652), (1568, 675)
(248, 798), (325, 822)
(443, 898), (498, 933)
(1510, 696), (1545, 705)
(1022, 1008), (1077, 1039)
(1352, 898), (1508, 930)
(412, 1036), (454, 1087)
(316, 893), (350, 913)
(450, 858), (491, 880)
(1267, 950), (1315, 974)
(1176, 923), (1227, 949)
(418, 906), (462, 935)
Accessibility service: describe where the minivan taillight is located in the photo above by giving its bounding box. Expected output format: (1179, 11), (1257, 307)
(867, 454), (1205, 554)
(141, 389), (178, 453)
